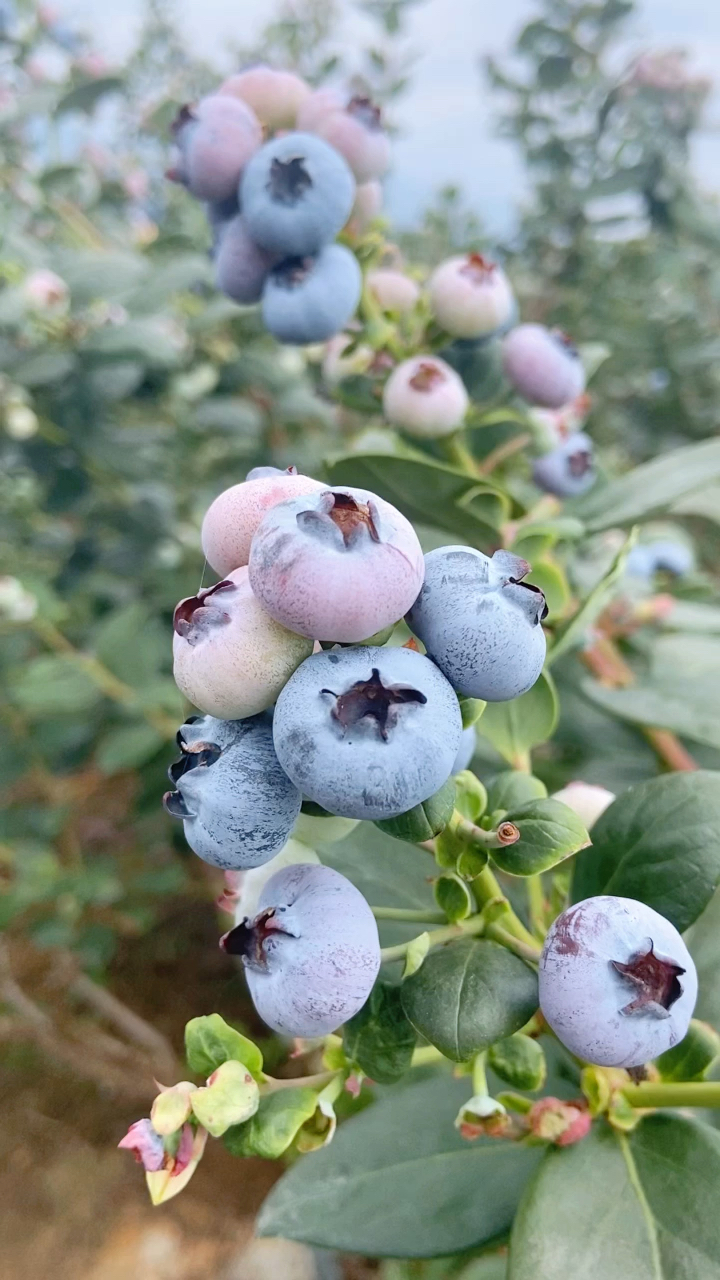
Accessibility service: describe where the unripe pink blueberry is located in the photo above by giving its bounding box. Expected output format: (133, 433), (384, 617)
(168, 96), (262, 203)
(201, 469), (325, 577)
(367, 268), (420, 315)
(305, 94), (391, 182)
(222, 862), (381, 1037)
(214, 214), (277, 305)
(348, 179), (383, 232)
(552, 782), (615, 830)
(539, 895), (698, 1068)
(296, 87), (344, 131)
(248, 486), (425, 643)
(218, 65), (311, 129)
(502, 324), (586, 409)
(382, 355), (469, 438)
(429, 254), (514, 339)
(172, 567), (313, 719)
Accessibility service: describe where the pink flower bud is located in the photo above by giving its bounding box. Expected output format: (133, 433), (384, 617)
(117, 1118), (165, 1171)
(23, 269), (68, 309)
(527, 1096), (591, 1147)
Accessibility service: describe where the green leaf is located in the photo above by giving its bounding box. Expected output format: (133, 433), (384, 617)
(56, 77), (125, 115)
(486, 773), (548, 814)
(189, 1060), (259, 1138)
(492, 798), (589, 876)
(509, 1116), (720, 1279)
(527, 558), (571, 622)
(580, 678), (720, 752)
(572, 771), (720, 931)
(575, 437), (720, 532)
(93, 603), (166, 686)
(224, 1087), (318, 1159)
(459, 696), (487, 728)
(488, 1034), (546, 1092)
(343, 981), (417, 1083)
(257, 1073), (542, 1257)
(375, 780), (456, 842)
(96, 722), (164, 773)
(321, 825), (436, 949)
(326, 452), (509, 544)
(434, 873), (474, 921)
(401, 939), (538, 1062)
(12, 656), (101, 717)
(476, 672), (558, 765)
(185, 1014), (263, 1081)
(687, 890), (720, 1030)
(455, 771), (488, 822)
(547, 531), (635, 665)
(655, 1020), (720, 1082)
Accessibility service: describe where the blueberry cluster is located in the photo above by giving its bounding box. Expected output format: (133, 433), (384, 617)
(164, 465), (548, 1036)
(168, 67), (391, 345)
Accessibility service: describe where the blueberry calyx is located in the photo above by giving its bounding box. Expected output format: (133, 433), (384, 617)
(221, 907), (296, 969)
(459, 253), (498, 283)
(268, 155), (313, 205)
(173, 579), (234, 637)
(321, 666), (427, 741)
(612, 941), (685, 1018)
(550, 329), (580, 359)
(163, 790), (195, 819)
(508, 578), (550, 624)
(408, 361), (447, 393)
(567, 447), (593, 478)
(171, 102), (196, 135)
(296, 491), (381, 549)
(347, 95), (383, 131)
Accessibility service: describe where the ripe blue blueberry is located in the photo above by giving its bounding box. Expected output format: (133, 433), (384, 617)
(240, 132), (355, 257)
(406, 547), (548, 702)
(452, 725), (476, 775)
(163, 713), (301, 870)
(215, 214), (276, 305)
(539, 895), (698, 1068)
(272, 646), (462, 820)
(261, 245), (361, 345)
(221, 862), (381, 1037)
(626, 539), (694, 580)
(532, 432), (596, 498)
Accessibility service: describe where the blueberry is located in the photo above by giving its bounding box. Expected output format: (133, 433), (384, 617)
(163, 714), (301, 870)
(172, 566), (313, 719)
(201, 471), (324, 577)
(502, 324), (586, 409)
(231, 838), (322, 922)
(214, 215), (277, 305)
(429, 254), (515, 339)
(406, 547), (548, 702)
(366, 268), (420, 315)
(348, 179), (383, 233)
(272, 646), (462, 820)
(248, 485), (425, 642)
(649, 539), (695, 577)
(219, 66), (311, 130)
(625, 544), (656, 580)
(382, 355), (469, 438)
(261, 245), (362, 345)
(221, 863), (381, 1037)
(240, 132), (355, 257)
(168, 95), (262, 204)
(532, 431), (596, 498)
(452, 725), (476, 775)
(299, 91), (391, 182)
(552, 782), (615, 830)
(539, 896), (698, 1068)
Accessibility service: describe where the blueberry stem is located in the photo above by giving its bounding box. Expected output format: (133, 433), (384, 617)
(372, 907), (447, 923)
(440, 431), (479, 476)
(472, 1051), (488, 1097)
(526, 874), (547, 938)
(410, 1045), (447, 1068)
(262, 1069), (339, 1093)
(485, 923), (541, 965)
(622, 1081), (720, 1109)
(380, 913), (487, 963)
(453, 815), (520, 849)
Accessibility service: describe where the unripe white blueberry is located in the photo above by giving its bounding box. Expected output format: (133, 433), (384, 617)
(218, 66), (311, 129)
(367, 268), (420, 315)
(540, 896), (698, 1068)
(406, 547), (547, 702)
(172, 567), (313, 719)
(248, 485), (425, 643)
(429, 254), (514, 339)
(382, 355), (469, 439)
(502, 324), (586, 409)
(552, 782), (615, 830)
(222, 863), (381, 1037)
(201, 469), (325, 577)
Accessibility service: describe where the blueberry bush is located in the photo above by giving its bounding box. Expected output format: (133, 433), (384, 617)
(4, 2), (720, 1277)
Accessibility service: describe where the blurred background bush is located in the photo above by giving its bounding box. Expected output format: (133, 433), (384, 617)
(1, 0), (720, 1275)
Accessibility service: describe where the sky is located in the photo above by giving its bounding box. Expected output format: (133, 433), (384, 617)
(57, 0), (720, 233)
